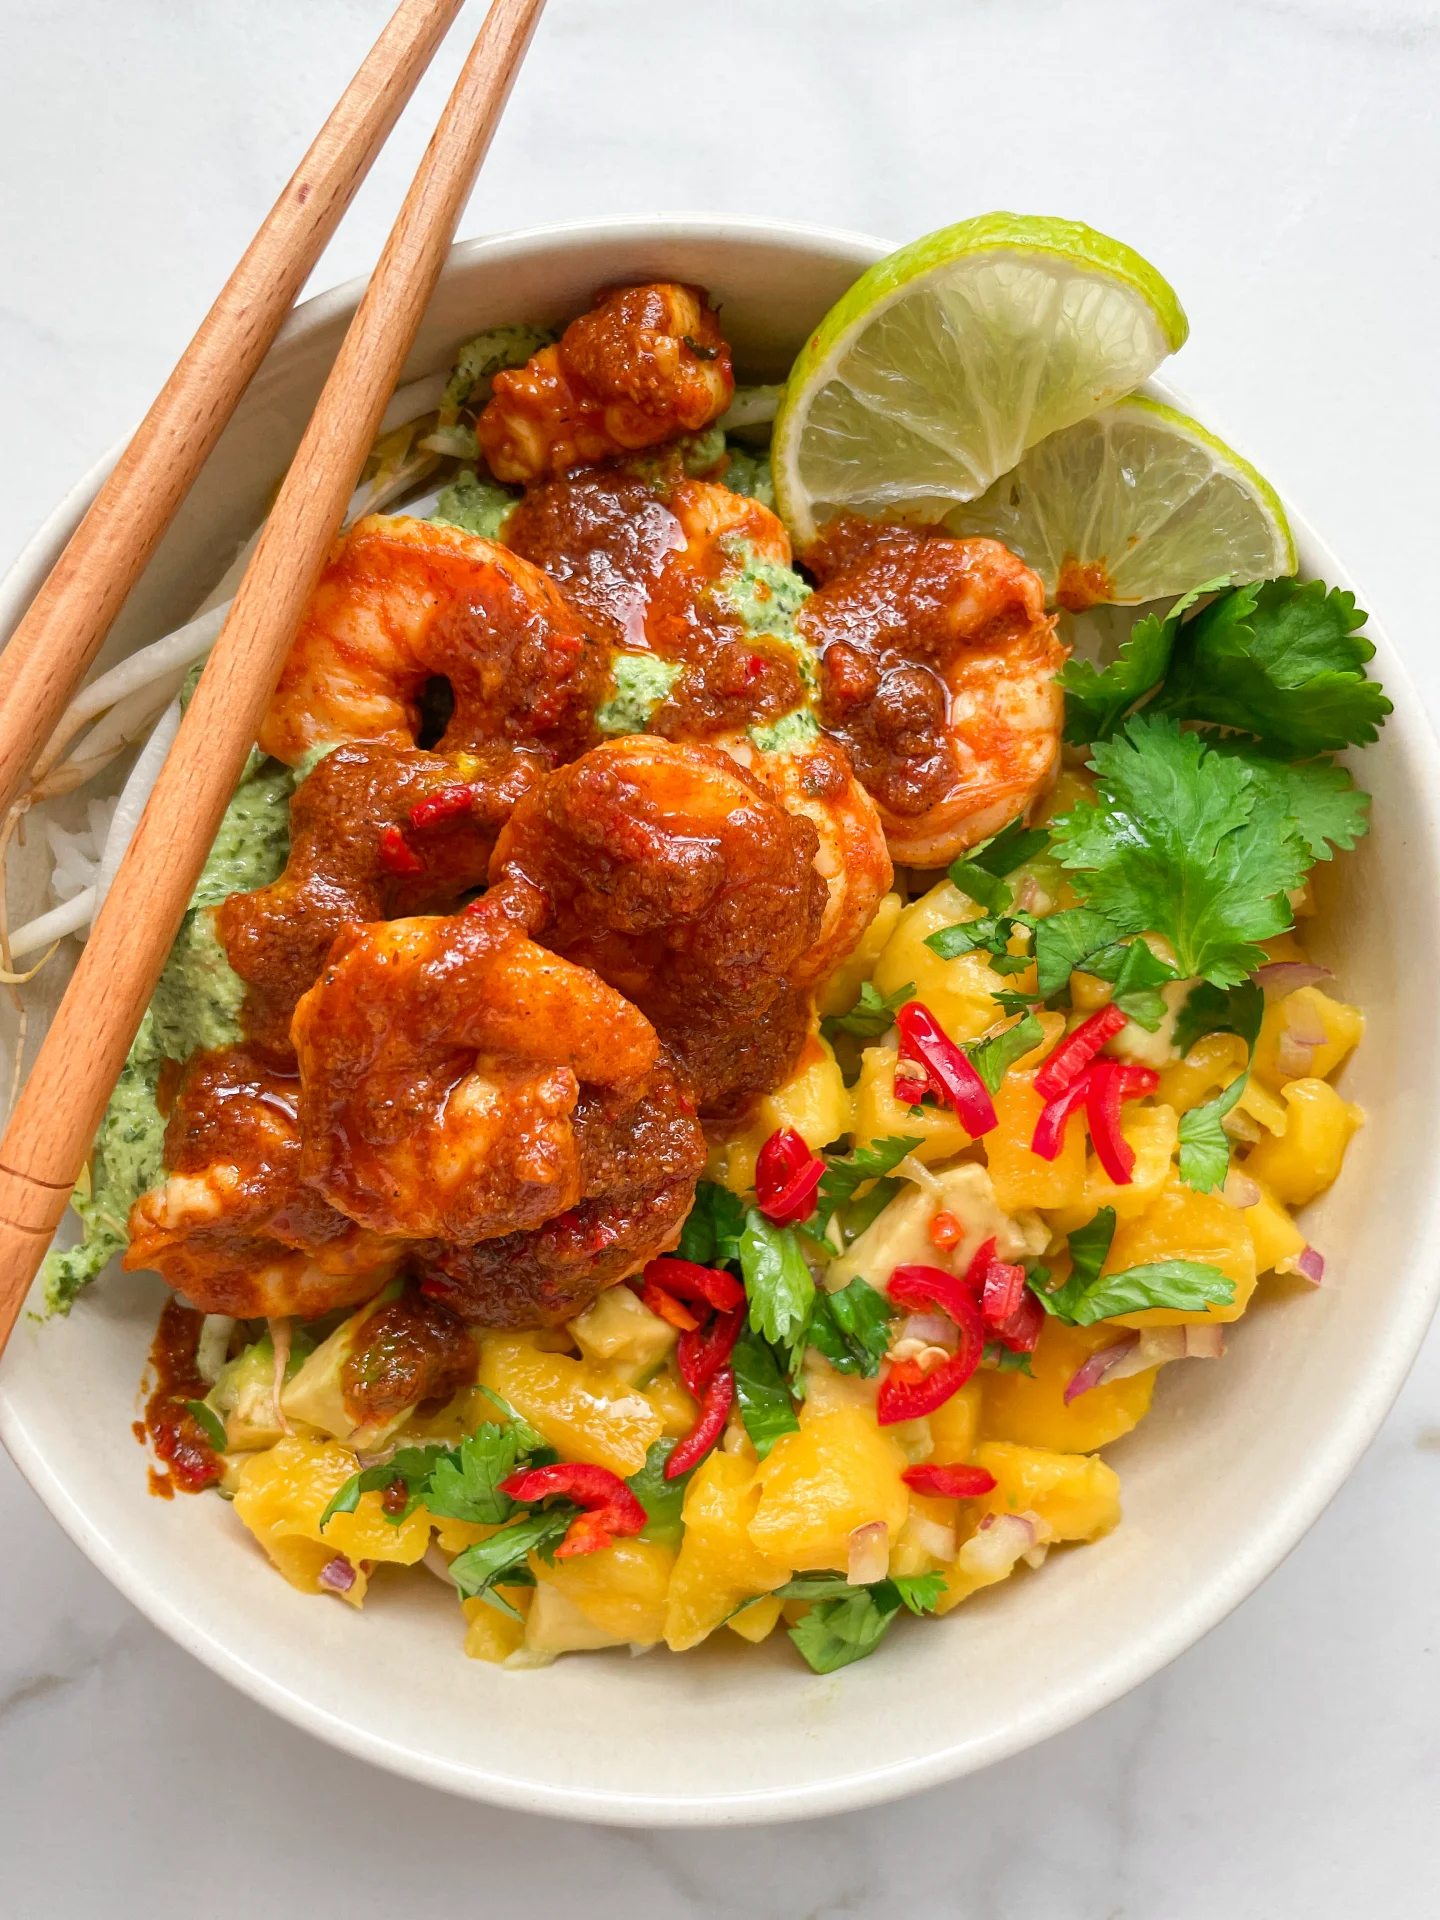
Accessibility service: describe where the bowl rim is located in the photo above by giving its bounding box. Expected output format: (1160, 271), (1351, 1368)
(3, 213), (1440, 1825)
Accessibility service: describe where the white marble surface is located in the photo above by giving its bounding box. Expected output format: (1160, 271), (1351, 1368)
(3, 0), (1440, 1909)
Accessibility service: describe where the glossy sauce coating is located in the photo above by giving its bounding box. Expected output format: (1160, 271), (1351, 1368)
(477, 283), (733, 484)
(799, 515), (1066, 865)
(340, 1290), (478, 1428)
(490, 737), (825, 1117)
(505, 463), (806, 740)
(141, 1298), (222, 1493)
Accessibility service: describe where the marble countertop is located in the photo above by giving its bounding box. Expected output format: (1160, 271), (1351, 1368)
(3, 2), (1439, 1911)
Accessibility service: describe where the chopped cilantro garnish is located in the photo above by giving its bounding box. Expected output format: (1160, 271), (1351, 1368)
(948, 816), (1051, 913)
(820, 978), (914, 1042)
(184, 1399), (227, 1452)
(780, 1571), (945, 1673)
(964, 1013), (1043, 1094)
(1173, 979), (1265, 1193)
(448, 1508), (574, 1613)
(626, 1438), (691, 1546)
(1029, 1207), (1234, 1324)
(1059, 578), (1221, 745)
(802, 1275), (895, 1378)
(731, 1330), (800, 1458)
(677, 1180), (747, 1269)
(810, 1134), (921, 1241)
(740, 1210), (815, 1347)
(421, 1424), (523, 1527)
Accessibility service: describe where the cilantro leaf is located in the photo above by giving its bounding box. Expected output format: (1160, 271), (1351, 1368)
(1152, 577), (1391, 757)
(812, 1135), (920, 1240)
(782, 1571), (943, 1674)
(1050, 716), (1310, 986)
(740, 1210), (815, 1346)
(448, 1507), (574, 1604)
(1032, 908), (1126, 998)
(1173, 979), (1264, 1059)
(627, 1438), (690, 1546)
(677, 1180), (747, 1269)
(422, 1424), (521, 1526)
(983, 1341), (1034, 1375)
(965, 1013), (1043, 1094)
(803, 1275), (895, 1377)
(948, 816), (1051, 912)
(1059, 579), (1221, 745)
(820, 979), (914, 1043)
(731, 1331), (800, 1458)
(318, 1443), (452, 1532)
(925, 915), (1011, 962)
(1081, 936), (1179, 1032)
(1030, 1209), (1235, 1323)
(1177, 1076), (1244, 1193)
(1206, 741), (1370, 863)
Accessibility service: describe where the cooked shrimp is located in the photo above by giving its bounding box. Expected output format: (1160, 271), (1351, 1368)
(257, 515), (607, 769)
(291, 886), (703, 1244)
(218, 739), (536, 1061)
(418, 1070), (705, 1326)
(124, 1048), (399, 1319)
(505, 464), (892, 983)
(489, 737), (826, 1116)
(477, 283), (733, 484)
(798, 515), (1067, 867)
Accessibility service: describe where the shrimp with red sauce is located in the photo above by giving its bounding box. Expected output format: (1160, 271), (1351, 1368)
(798, 515), (1067, 866)
(477, 283), (733, 484)
(489, 736), (827, 1117)
(258, 514), (607, 769)
(504, 463), (892, 988)
(124, 1048), (401, 1320)
(290, 884), (704, 1249)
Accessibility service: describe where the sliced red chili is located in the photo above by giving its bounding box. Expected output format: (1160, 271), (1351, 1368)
(1032, 1001), (1128, 1101)
(878, 1264), (985, 1424)
(677, 1305), (744, 1397)
(980, 1258), (1027, 1327)
(665, 1365), (734, 1478)
(409, 784), (475, 830)
(895, 1002), (997, 1137)
(498, 1462), (647, 1558)
(377, 824), (425, 876)
(902, 1462), (998, 1498)
(960, 1235), (997, 1293)
(1030, 1068), (1095, 1161)
(644, 1256), (745, 1314)
(987, 1287), (1044, 1353)
(1085, 1058), (1160, 1186)
(635, 1280), (702, 1332)
(755, 1126), (825, 1225)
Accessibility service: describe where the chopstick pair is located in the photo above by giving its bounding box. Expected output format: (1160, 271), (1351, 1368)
(0, 0), (549, 1349)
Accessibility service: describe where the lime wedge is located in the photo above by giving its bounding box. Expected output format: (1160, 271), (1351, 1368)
(947, 394), (1296, 607)
(773, 213), (1188, 549)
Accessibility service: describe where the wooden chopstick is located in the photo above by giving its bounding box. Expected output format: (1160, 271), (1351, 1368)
(0, 0), (468, 825)
(0, 0), (548, 1347)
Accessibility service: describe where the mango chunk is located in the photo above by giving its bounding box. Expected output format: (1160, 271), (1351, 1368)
(531, 1537), (675, 1648)
(871, 880), (1012, 1041)
(709, 1023), (852, 1194)
(748, 1402), (909, 1573)
(232, 1434), (430, 1604)
(974, 1439), (1121, 1542)
(981, 1319), (1155, 1452)
(663, 1451), (791, 1651)
(1154, 1032), (1249, 1117)
(727, 1594), (784, 1643)
(1244, 1177), (1308, 1275)
(926, 1378), (983, 1464)
(852, 1045), (972, 1163)
(462, 1591), (530, 1663)
(816, 892), (904, 1017)
(1106, 1175), (1257, 1325)
(986, 1067), (1087, 1213)
(1243, 1077), (1363, 1206)
(1252, 987), (1365, 1093)
(568, 1284), (676, 1385)
(1045, 1103), (1179, 1233)
(477, 1332), (661, 1476)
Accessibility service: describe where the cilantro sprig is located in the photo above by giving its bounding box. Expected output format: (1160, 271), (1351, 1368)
(821, 979), (914, 1042)
(1173, 980), (1265, 1192)
(1028, 1208), (1235, 1325)
(948, 816), (1051, 913)
(801, 1275), (895, 1379)
(778, 1571), (946, 1674)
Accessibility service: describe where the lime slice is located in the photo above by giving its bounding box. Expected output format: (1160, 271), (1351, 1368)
(947, 394), (1296, 607)
(773, 213), (1188, 549)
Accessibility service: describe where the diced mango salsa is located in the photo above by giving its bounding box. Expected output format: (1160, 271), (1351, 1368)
(987, 1067), (1087, 1212)
(1106, 1176), (1257, 1325)
(749, 1402), (910, 1572)
(871, 880), (1009, 1041)
(974, 1440), (1121, 1541)
(709, 1024), (852, 1193)
(851, 1044), (973, 1162)
(531, 1537), (675, 1647)
(1243, 1077), (1363, 1206)
(477, 1332), (661, 1476)
(1252, 987), (1365, 1092)
(664, 1451), (791, 1651)
(815, 892), (904, 1018)
(232, 1434), (430, 1604)
(981, 1319), (1155, 1451)
(1045, 1102), (1179, 1232)
(1244, 1177), (1308, 1274)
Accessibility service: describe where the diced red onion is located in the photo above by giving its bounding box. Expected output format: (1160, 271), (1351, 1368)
(318, 1555), (356, 1594)
(1223, 1171), (1261, 1209)
(958, 1510), (1048, 1580)
(1106, 1325), (1224, 1379)
(1282, 1244), (1325, 1285)
(1253, 962), (1333, 1000)
(1063, 1332), (1141, 1403)
(847, 1520), (890, 1586)
(1275, 1032), (1316, 1079)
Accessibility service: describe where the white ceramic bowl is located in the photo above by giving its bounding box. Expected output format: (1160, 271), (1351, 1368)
(2, 218), (1438, 1826)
